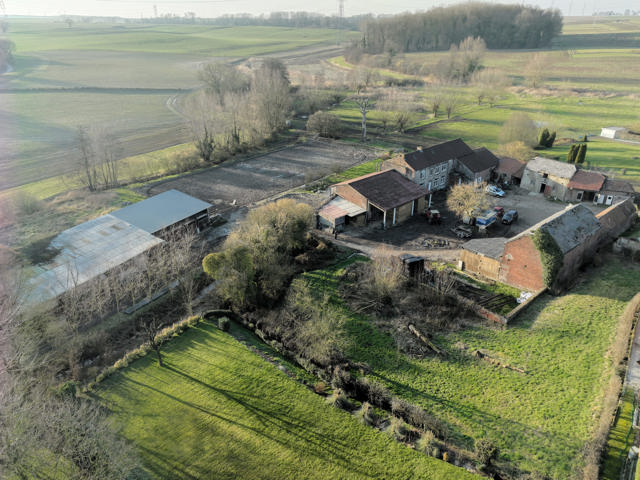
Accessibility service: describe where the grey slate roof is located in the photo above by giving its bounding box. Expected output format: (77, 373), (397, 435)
(111, 189), (212, 234)
(603, 178), (635, 194)
(462, 238), (507, 260)
(508, 204), (601, 254)
(458, 147), (500, 173)
(526, 157), (577, 180)
(402, 139), (473, 171)
(340, 170), (425, 210)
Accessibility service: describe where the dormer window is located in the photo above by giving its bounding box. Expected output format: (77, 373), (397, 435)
(542, 173), (548, 178)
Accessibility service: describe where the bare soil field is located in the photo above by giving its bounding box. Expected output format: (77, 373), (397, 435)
(143, 139), (380, 209)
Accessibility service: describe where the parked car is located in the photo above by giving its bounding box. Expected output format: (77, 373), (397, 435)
(494, 206), (505, 217)
(502, 209), (519, 224)
(486, 185), (505, 197)
(451, 225), (473, 238)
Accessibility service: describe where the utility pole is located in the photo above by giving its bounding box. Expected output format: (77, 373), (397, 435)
(337, 0), (345, 46)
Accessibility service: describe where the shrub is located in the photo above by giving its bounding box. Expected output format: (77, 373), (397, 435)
(498, 113), (538, 148)
(415, 430), (436, 454)
(314, 381), (327, 394)
(328, 389), (354, 411)
(356, 401), (380, 427)
(475, 438), (499, 466)
(388, 417), (418, 443)
(218, 316), (230, 332)
(366, 380), (392, 410)
(306, 111), (343, 138)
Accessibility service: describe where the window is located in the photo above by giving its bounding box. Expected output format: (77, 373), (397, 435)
(420, 170), (425, 179)
(542, 173), (548, 179)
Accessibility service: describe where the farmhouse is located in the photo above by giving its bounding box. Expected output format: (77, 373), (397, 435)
(383, 139), (472, 192)
(461, 201), (637, 291)
(319, 170), (425, 229)
(455, 147), (500, 184)
(28, 190), (213, 303)
(494, 156), (525, 185)
(521, 156), (576, 199)
(601, 126), (626, 139)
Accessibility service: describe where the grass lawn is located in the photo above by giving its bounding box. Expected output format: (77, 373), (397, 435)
(301, 257), (640, 478)
(601, 388), (637, 480)
(95, 320), (478, 480)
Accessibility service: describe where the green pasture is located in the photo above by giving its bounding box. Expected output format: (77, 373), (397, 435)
(301, 258), (640, 478)
(95, 321), (477, 480)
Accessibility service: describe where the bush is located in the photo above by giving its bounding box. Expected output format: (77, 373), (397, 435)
(415, 430), (436, 454)
(475, 438), (499, 466)
(306, 111), (343, 138)
(498, 112), (538, 148)
(388, 417), (418, 443)
(314, 381), (327, 394)
(328, 389), (354, 411)
(218, 316), (230, 332)
(356, 401), (380, 427)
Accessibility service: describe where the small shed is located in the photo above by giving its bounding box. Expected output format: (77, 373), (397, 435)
(318, 196), (367, 229)
(600, 127), (626, 139)
(495, 156), (525, 185)
(461, 238), (507, 281)
(399, 254), (425, 279)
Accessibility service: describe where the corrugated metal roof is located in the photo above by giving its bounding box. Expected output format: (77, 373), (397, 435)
(319, 197), (366, 221)
(111, 189), (212, 234)
(526, 157), (577, 180)
(27, 215), (163, 303)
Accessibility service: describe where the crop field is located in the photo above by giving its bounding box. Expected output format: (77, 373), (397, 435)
(95, 320), (477, 480)
(0, 20), (348, 191)
(301, 257), (640, 478)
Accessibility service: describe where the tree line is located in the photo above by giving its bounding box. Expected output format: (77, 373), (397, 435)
(350, 3), (562, 56)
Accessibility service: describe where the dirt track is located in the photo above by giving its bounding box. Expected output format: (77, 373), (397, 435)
(143, 139), (379, 210)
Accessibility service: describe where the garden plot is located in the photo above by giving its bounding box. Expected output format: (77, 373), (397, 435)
(144, 140), (379, 210)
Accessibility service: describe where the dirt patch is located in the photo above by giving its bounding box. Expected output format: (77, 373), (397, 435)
(143, 139), (380, 212)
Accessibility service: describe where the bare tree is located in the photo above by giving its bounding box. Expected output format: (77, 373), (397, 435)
(185, 91), (219, 163)
(524, 52), (550, 88)
(499, 113), (538, 148)
(471, 68), (511, 106)
(354, 96), (372, 142)
(446, 181), (489, 220)
(198, 62), (250, 106)
(164, 229), (203, 316)
(394, 112), (411, 133)
(141, 318), (164, 367)
(251, 59), (292, 135)
(75, 125), (121, 191)
(443, 92), (460, 119)
(428, 89), (442, 117)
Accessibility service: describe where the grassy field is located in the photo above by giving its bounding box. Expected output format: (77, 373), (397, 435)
(301, 257), (640, 478)
(0, 20), (348, 190)
(95, 320), (478, 480)
(601, 388), (636, 480)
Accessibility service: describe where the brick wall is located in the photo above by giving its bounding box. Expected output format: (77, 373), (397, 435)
(499, 235), (545, 291)
(333, 184), (369, 210)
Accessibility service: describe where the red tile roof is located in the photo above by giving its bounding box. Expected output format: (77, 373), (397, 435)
(567, 169), (605, 192)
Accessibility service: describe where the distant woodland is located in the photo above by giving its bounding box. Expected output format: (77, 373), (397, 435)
(352, 3), (563, 54)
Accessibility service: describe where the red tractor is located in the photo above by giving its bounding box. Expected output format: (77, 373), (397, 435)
(425, 208), (441, 225)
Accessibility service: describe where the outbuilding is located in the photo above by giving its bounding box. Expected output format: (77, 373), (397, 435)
(461, 238), (507, 281)
(601, 127), (626, 139)
(521, 157), (577, 199)
(326, 169), (426, 228)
